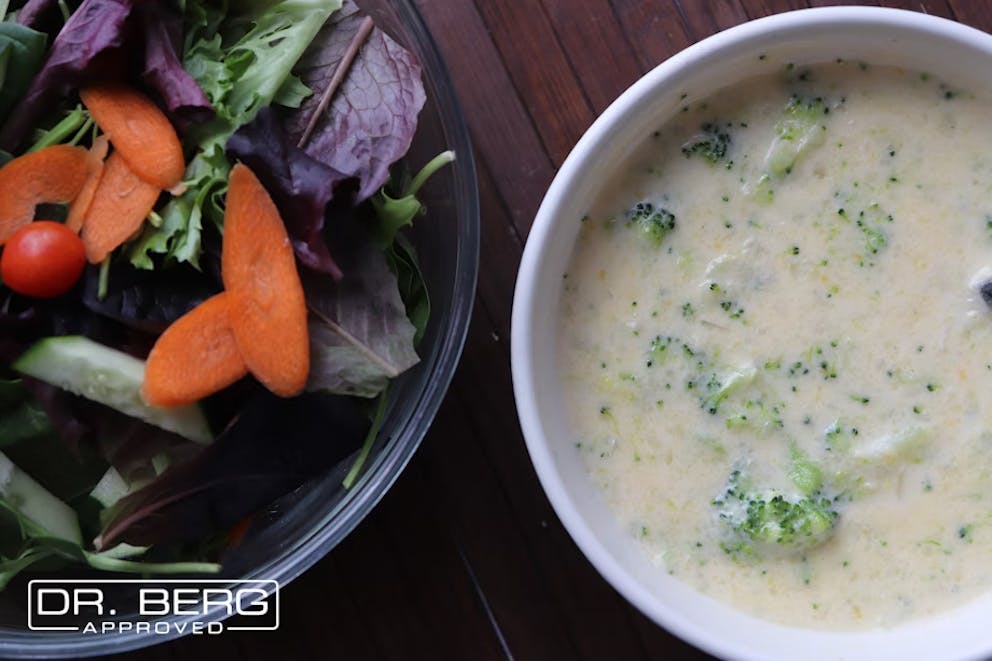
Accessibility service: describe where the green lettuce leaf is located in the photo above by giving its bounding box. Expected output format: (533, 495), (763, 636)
(0, 22), (47, 127)
(130, 0), (341, 269)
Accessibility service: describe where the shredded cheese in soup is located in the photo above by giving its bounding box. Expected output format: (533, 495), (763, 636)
(558, 61), (992, 629)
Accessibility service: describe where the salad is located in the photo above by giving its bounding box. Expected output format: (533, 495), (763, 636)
(0, 0), (451, 586)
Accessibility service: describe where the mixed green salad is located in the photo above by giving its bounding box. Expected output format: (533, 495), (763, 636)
(0, 0), (450, 586)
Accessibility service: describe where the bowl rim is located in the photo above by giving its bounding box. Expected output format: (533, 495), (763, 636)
(0, 0), (479, 657)
(511, 6), (992, 660)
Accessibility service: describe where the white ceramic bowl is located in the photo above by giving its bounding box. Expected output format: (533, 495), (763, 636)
(512, 7), (992, 661)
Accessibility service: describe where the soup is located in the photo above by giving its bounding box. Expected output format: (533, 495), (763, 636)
(558, 61), (992, 629)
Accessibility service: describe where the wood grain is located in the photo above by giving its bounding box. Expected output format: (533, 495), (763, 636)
(124, 2), (992, 659)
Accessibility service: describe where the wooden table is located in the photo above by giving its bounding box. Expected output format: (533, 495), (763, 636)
(119, 1), (992, 659)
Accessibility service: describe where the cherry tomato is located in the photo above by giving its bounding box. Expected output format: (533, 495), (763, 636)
(1, 221), (86, 298)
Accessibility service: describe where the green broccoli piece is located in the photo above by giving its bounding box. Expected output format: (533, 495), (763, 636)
(714, 470), (838, 556)
(624, 202), (676, 246)
(700, 366), (758, 415)
(788, 444), (823, 495)
(681, 122), (732, 164)
(764, 95), (829, 177)
(724, 397), (784, 434)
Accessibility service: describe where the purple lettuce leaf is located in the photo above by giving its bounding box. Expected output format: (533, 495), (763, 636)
(17, 383), (215, 488)
(1, 410), (107, 502)
(19, 377), (89, 457)
(0, 0), (134, 152)
(85, 403), (202, 486)
(137, 1), (214, 130)
(283, 0), (426, 201)
(97, 392), (367, 549)
(0, 289), (122, 362)
(15, 0), (59, 31)
(304, 220), (419, 397)
(81, 262), (221, 336)
(226, 107), (348, 278)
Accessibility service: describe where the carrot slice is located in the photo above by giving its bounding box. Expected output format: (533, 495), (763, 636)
(143, 292), (248, 407)
(222, 163), (309, 397)
(66, 134), (110, 234)
(226, 515), (253, 548)
(0, 144), (89, 244)
(81, 151), (161, 264)
(80, 83), (185, 189)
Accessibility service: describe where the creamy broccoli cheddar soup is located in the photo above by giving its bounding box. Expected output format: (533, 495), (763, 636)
(558, 61), (992, 629)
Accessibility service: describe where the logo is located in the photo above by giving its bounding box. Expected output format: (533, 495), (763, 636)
(27, 579), (279, 635)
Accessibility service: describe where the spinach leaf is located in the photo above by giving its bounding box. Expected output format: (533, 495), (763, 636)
(0, 22), (47, 127)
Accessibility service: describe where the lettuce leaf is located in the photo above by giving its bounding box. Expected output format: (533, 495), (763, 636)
(304, 224), (419, 397)
(0, 22), (47, 127)
(138, 1), (214, 130)
(97, 391), (366, 548)
(226, 107), (346, 277)
(284, 0), (426, 201)
(82, 261), (220, 335)
(130, 0), (341, 269)
(0, 0), (132, 152)
(15, 0), (59, 30)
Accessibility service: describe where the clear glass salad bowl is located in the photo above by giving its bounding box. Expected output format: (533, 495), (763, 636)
(0, 0), (479, 656)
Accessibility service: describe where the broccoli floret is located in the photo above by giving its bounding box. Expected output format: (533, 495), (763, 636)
(714, 470), (838, 556)
(624, 202), (676, 245)
(681, 122), (732, 164)
(764, 95), (829, 177)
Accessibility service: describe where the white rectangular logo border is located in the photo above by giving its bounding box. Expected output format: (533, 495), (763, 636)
(27, 579), (280, 632)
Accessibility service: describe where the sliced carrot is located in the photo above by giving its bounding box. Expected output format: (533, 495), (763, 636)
(226, 515), (253, 548)
(80, 83), (185, 189)
(143, 292), (248, 407)
(66, 134), (110, 234)
(222, 163), (309, 397)
(0, 144), (89, 244)
(81, 151), (161, 264)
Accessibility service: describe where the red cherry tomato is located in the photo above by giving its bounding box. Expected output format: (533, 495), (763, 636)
(1, 221), (86, 298)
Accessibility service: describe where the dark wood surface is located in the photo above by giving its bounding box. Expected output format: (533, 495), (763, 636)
(118, 1), (992, 659)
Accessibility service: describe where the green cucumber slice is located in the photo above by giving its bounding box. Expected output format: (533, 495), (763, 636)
(0, 451), (81, 544)
(13, 336), (212, 444)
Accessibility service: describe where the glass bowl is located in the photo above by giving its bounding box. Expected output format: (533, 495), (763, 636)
(0, 0), (479, 656)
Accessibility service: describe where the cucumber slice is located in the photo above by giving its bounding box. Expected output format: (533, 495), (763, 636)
(0, 451), (81, 544)
(13, 336), (212, 444)
(89, 466), (130, 509)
